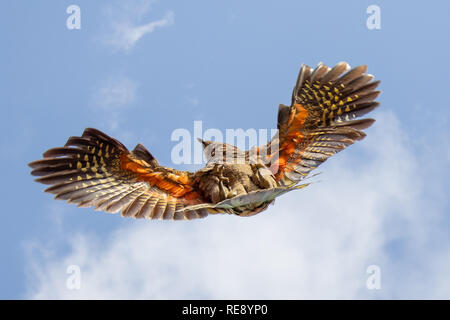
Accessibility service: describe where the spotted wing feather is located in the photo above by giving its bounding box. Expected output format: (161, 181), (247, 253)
(271, 62), (381, 186)
(29, 128), (209, 220)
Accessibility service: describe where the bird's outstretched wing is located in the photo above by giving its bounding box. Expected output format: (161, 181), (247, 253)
(29, 128), (209, 220)
(267, 62), (380, 186)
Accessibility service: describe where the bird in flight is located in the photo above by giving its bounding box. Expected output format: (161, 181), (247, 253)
(29, 62), (380, 220)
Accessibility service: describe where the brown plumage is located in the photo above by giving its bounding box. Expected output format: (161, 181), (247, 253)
(29, 61), (381, 220)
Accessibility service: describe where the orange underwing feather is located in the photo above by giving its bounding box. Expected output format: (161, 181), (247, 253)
(120, 153), (194, 197)
(275, 103), (308, 175)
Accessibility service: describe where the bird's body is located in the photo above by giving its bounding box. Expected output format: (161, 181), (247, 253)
(29, 61), (381, 220)
(194, 160), (278, 216)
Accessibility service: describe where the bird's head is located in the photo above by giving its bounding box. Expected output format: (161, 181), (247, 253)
(197, 138), (220, 162)
(197, 139), (245, 164)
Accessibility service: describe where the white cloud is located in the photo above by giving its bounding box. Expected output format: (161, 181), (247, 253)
(102, 1), (174, 52)
(186, 96), (200, 107)
(24, 112), (450, 299)
(94, 77), (137, 109)
(91, 76), (138, 132)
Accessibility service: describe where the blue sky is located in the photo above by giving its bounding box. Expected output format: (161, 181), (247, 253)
(1, 0), (449, 299)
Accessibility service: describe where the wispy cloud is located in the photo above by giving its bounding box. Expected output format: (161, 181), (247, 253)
(91, 76), (138, 133)
(186, 96), (200, 107)
(93, 77), (137, 109)
(102, 1), (174, 52)
(24, 112), (450, 299)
